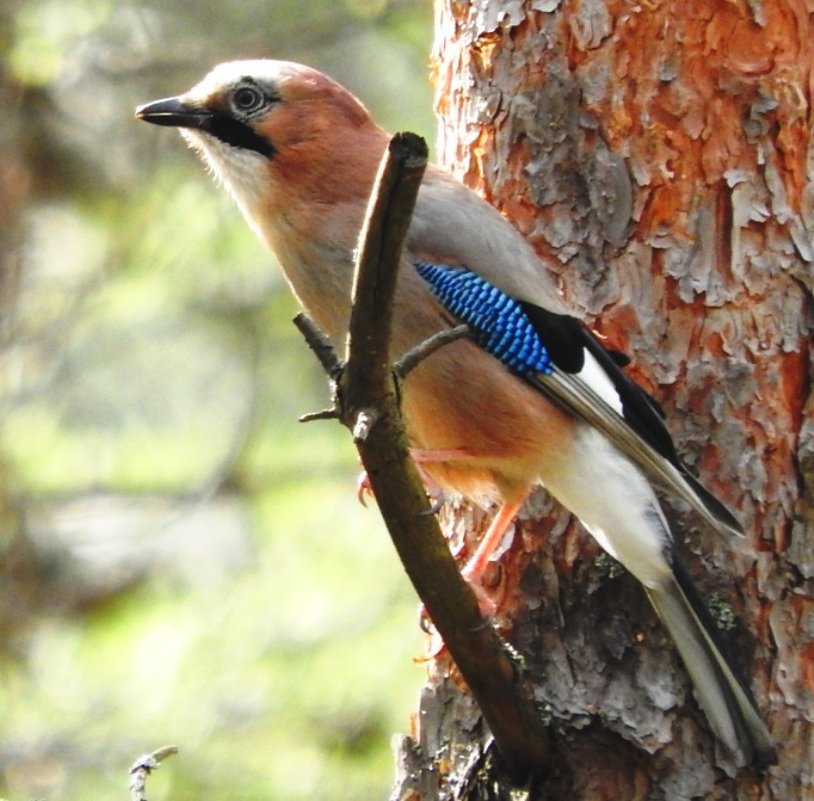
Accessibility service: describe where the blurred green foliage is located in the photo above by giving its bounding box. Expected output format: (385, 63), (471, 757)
(1, 1), (434, 798)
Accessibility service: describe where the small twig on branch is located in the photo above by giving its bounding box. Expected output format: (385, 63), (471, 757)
(352, 407), (380, 443)
(292, 312), (344, 380)
(294, 131), (551, 778)
(129, 745), (178, 801)
(299, 408), (340, 424)
(393, 323), (471, 378)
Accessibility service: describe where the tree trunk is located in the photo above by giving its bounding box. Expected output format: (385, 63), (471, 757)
(392, 1), (813, 798)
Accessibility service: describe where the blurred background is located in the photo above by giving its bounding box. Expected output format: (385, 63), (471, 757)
(0, 1), (435, 798)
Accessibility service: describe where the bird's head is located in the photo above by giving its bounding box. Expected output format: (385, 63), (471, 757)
(136, 60), (388, 220)
(137, 60), (392, 336)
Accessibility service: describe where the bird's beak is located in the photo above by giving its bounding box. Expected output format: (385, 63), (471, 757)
(137, 92), (275, 159)
(135, 96), (210, 130)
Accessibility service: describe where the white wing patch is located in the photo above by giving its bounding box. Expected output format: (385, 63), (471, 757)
(575, 350), (624, 416)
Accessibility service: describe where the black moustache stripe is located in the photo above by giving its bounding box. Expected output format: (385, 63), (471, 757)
(201, 113), (275, 159)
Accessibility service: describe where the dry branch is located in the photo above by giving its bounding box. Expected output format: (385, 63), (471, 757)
(297, 132), (551, 778)
(129, 745), (178, 801)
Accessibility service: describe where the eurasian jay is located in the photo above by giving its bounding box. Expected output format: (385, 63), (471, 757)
(136, 59), (773, 765)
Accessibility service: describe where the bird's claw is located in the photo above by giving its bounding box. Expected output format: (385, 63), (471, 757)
(418, 494), (444, 516)
(356, 472), (374, 507)
(417, 578), (498, 661)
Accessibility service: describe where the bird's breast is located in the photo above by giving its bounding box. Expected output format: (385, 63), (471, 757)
(250, 199), (576, 505)
(396, 330), (576, 504)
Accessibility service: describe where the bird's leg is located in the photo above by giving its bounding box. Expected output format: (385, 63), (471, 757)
(419, 495), (527, 656)
(360, 446), (524, 626)
(357, 446), (475, 507)
(409, 446), (475, 463)
(362, 445), (527, 585)
(461, 495), (527, 586)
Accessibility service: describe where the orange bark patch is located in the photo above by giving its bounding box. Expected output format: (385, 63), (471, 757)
(802, 644), (814, 694)
(581, 0), (813, 235)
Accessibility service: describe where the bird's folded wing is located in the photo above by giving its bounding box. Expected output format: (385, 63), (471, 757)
(529, 367), (743, 538)
(413, 260), (744, 540)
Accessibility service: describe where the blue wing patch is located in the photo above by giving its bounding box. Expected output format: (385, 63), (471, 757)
(414, 262), (553, 377)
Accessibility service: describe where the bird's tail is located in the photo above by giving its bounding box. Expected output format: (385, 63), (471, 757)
(645, 556), (775, 767)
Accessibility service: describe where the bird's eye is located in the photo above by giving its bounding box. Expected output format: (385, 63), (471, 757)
(232, 85), (264, 114)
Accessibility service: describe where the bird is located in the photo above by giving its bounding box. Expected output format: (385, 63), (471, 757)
(136, 59), (774, 766)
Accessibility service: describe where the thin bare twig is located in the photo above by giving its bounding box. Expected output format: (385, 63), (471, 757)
(352, 407), (380, 443)
(292, 312), (344, 380)
(393, 323), (471, 378)
(129, 745), (178, 801)
(299, 408), (340, 423)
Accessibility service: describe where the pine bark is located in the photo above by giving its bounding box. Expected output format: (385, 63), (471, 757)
(392, 1), (813, 799)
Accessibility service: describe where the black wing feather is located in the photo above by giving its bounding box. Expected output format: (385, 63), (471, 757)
(518, 301), (743, 535)
(519, 302), (680, 467)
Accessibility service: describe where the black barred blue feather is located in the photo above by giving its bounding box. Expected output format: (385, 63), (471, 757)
(414, 262), (553, 377)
